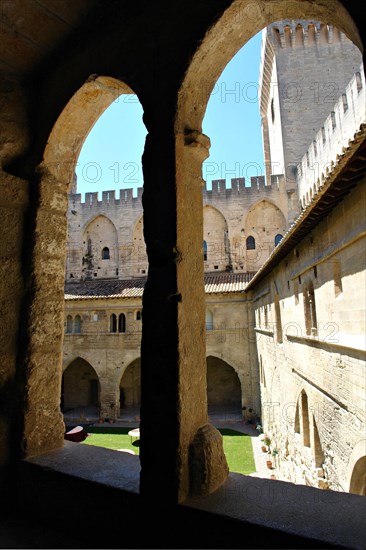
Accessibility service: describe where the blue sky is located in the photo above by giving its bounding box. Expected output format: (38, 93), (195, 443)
(75, 31), (264, 199)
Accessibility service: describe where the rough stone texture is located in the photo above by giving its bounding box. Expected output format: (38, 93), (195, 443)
(189, 424), (229, 496)
(250, 178), (366, 493)
(0, 1), (365, 544)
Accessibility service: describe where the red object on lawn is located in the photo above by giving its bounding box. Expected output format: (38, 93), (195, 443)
(64, 425), (88, 442)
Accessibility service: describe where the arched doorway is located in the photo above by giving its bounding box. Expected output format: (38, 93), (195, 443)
(119, 358), (141, 420)
(62, 358), (100, 423)
(349, 456), (366, 495)
(206, 356), (242, 421)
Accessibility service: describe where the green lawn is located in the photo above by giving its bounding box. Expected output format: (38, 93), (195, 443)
(80, 426), (256, 475)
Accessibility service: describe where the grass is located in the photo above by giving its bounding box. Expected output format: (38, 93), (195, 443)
(79, 426), (256, 475)
(219, 428), (256, 474)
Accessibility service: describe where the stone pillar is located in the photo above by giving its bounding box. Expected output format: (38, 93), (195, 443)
(140, 125), (228, 504)
(0, 171), (28, 490)
(21, 165), (68, 456)
(99, 379), (119, 422)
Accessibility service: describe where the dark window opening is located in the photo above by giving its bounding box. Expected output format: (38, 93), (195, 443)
(246, 236), (255, 250)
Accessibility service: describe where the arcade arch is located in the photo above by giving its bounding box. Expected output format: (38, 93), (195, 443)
(119, 358), (141, 418)
(61, 357), (100, 418)
(82, 215), (118, 278)
(206, 356), (242, 418)
(203, 205), (229, 271)
(16, 0), (363, 508)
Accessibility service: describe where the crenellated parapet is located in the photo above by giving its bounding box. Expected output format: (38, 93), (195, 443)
(268, 20), (346, 50)
(203, 174), (285, 201)
(69, 187), (143, 210)
(296, 65), (366, 208)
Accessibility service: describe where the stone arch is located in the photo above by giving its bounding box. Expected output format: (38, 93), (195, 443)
(61, 357), (100, 417)
(203, 205), (229, 270)
(175, 1), (360, 135)
(119, 357), (141, 417)
(245, 199), (287, 269)
(44, 76), (137, 185)
(22, 76), (143, 455)
(347, 440), (366, 495)
(171, 1), (362, 498)
(82, 214), (118, 279)
(206, 355), (242, 418)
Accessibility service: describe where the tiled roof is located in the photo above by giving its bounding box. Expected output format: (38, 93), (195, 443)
(64, 271), (256, 300)
(65, 278), (146, 299)
(204, 272), (256, 293)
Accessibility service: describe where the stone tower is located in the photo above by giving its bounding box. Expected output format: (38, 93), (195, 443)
(259, 20), (363, 194)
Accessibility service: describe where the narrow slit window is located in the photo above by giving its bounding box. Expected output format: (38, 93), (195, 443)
(246, 236), (255, 250)
(110, 313), (117, 333)
(66, 315), (73, 334)
(118, 313), (126, 333)
(102, 247), (110, 259)
(74, 315), (81, 334)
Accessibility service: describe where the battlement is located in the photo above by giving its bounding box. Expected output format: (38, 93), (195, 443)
(203, 174), (284, 200)
(297, 65), (366, 207)
(267, 20), (346, 50)
(69, 187), (144, 208)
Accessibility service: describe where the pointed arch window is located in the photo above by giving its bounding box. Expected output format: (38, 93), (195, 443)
(102, 246), (110, 259)
(300, 391), (310, 447)
(246, 236), (255, 250)
(205, 309), (213, 331)
(110, 313), (117, 333)
(203, 240), (208, 261)
(275, 234), (283, 246)
(118, 313), (126, 333)
(66, 315), (73, 334)
(304, 283), (317, 336)
(136, 310), (142, 321)
(74, 315), (81, 334)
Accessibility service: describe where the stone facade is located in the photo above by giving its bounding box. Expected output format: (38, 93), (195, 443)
(61, 18), (366, 497)
(249, 165), (366, 493)
(1, 3), (366, 545)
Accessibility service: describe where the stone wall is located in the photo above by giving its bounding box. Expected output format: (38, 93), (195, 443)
(250, 177), (366, 492)
(63, 290), (260, 422)
(66, 174), (289, 279)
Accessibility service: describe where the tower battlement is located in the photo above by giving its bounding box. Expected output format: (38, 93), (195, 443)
(69, 187), (143, 208)
(203, 174), (284, 199)
(297, 65), (366, 207)
(267, 20), (345, 50)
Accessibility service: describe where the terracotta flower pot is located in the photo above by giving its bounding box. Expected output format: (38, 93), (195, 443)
(266, 460), (273, 469)
(261, 446), (267, 452)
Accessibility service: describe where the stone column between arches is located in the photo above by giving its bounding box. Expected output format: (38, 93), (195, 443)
(140, 126), (228, 503)
(0, 171), (29, 476)
(21, 165), (68, 456)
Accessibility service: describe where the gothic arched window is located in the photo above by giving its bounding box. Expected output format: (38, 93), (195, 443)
(246, 236), (255, 250)
(203, 240), (208, 261)
(275, 234), (283, 246)
(110, 313), (117, 333)
(118, 313), (126, 333)
(74, 315), (81, 334)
